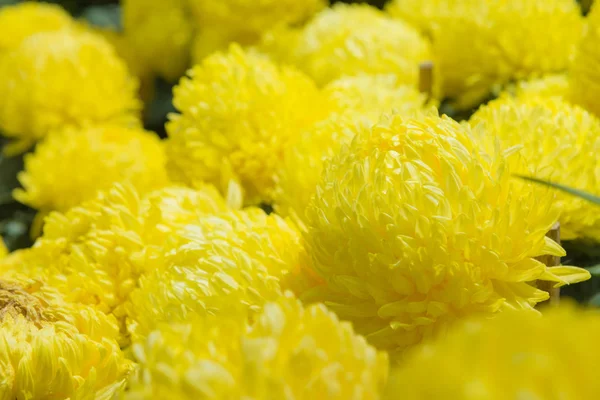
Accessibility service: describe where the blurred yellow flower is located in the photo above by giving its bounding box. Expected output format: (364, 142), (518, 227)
(287, 4), (431, 87)
(14, 124), (167, 215)
(122, 0), (193, 82)
(386, 305), (600, 399)
(126, 207), (310, 342)
(387, 0), (583, 109)
(511, 74), (570, 101)
(2, 183), (230, 341)
(571, 3), (600, 118)
(470, 95), (600, 241)
(300, 113), (589, 356)
(0, 274), (133, 399)
(0, 29), (141, 154)
(166, 45), (329, 206)
(126, 293), (388, 399)
(0, 2), (73, 54)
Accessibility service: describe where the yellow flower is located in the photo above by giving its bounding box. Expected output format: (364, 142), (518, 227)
(166, 45), (329, 206)
(0, 2), (73, 54)
(126, 207), (309, 342)
(122, 0), (193, 82)
(287, 4), (431, 86)
(275, 74), (431, 224)
(571, 3), (600, 118)
(0, 274), (133, 399)
(125, 293), (388, 399)
(511, 74), (570, 100)
(387, 0), (583, 109)
(470, 95), (600, 241)
(300, 113), (589, 356)
(0, 29), (141, 154)
(2, 183), (229, 340)
(385, 305), (600, 399)
(14, 124), (168, 215)
(0, 240), (6, 259)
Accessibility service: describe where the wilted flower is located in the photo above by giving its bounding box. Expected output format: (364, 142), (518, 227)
(386, 305), (600, 399)
(387, 0), (583, 109)
(14, 124), (168, 215)
(571, 3), (600, 118)
(0, 2), (73, 54)
(300, 113), (589, 356)
(126, 293), (388, 399)
(166, 45), (329, 206)
(470, 95), (600, 241)
(283, 4), (431, 87)
(121, 0), (193, 82)
(0, 29), (141, 154)
(0, 274), (133, 399)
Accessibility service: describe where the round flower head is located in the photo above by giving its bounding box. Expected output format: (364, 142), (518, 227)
(2, 183), (229, 340)
(275, 74), (430, 223)
(122, 0), (193, 81)
(511, 74), (570, 101)
(126, 293), (388, 400)
(0, 274), (133, 399)
(470, 96), (600, 241)
(126, 208), (310, 342)
(0, 29), (141, 153)
(166, 45), (329, 206)
(386, 305), (600, 399)
(289, 4), (431, 86)
(14, 124), (168, 215)
(301, 113), (589, 356)
(571, 3), (600, 118)
(387, 0), (583, 109)
(0, 2), (73, 54)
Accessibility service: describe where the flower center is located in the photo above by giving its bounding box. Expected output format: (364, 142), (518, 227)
(0, 280), (49, 324)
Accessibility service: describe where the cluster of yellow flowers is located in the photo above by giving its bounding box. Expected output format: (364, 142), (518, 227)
(1, 0), (600, 398)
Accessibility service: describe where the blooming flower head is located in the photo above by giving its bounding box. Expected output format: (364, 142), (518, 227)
(122, 0), (193, 82)
(288, 4), (431, 87)
(571, 3), (600, 118)
(0, 274), (133, 399)
(385, 305), (600, 399)
(2, 183), (229, 340)
(0, 29), (141, 153)
(0, 2), (73, 54)
(300, 113), (589, 356)
(387, 0), (583, 109)
(125, 293), (388, 400)
(511, 74), (570, 101)
(14, 124), (168, 215)
(275, 74), (430, 223)
(166, 45), (329, 206)
(470, 95), (600, 242)
(126, 207), (311, 342)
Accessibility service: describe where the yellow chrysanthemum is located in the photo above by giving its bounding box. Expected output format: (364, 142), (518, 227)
(275, 74), (431, 223)
(166, 45), (329, 206)
(2, 183), (229, 339)
(470, 96), (600, 241)
(387, 0), (583, 109)
(0, 275), (133, 399)
(122, 0), (193, 82)
(0, 2), (73, 54)
(14, 124), (168, 215)
(386, 305), (600, 399)
(125, 293), (388, 399)
(126, 207), (311, 342)
(0, 29), (141, 154)
(300, 113), (589, 356)
(571, 3), (600, 118)
(511, 74), (570, 100)
(0, 240), (6, 259)
(288, 4), (431, 87)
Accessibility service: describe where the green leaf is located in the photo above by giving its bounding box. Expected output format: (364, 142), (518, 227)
(80, 4), (121, 30)
(515, 175), (600, 206)
(587, 264), (600, 277)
